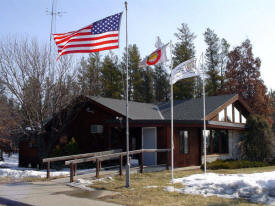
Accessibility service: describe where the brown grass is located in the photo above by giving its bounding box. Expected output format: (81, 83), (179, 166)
(90, 166), (275, 206)
(0, 175), (67, 184)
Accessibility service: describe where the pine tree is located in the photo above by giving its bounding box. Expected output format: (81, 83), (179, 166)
(219, 38), (230, 89)
(204, 28), (221, 96)
(101, 53), (123, 99)
(153, 65), (169, 102)
(173, 23), (196, 99)
(224, 39), (273, 123)
(140, 69), (154, 103)
(121, 44), (143, 101)
(269, 90), (275, 132)
(77, 53), (101, 96)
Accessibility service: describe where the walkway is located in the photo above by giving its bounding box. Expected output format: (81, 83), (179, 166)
(0, 174), (121, 206)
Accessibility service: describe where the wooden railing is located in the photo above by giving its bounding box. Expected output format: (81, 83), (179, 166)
(64, 148), (171, 182)
(42, 149), (122, 178)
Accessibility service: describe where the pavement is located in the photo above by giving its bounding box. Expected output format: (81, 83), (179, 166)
(0, 165), (194, 206)
(0, 173), (122, 206)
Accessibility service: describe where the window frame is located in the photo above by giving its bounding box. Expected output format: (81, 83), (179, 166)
(90, 124), (104, 134)
(179, 130), (189, 154)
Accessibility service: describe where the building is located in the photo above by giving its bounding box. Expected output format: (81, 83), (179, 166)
(19, 94), (251, 168)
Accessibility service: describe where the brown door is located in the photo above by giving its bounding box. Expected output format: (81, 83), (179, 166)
(174, 128), (200, 167)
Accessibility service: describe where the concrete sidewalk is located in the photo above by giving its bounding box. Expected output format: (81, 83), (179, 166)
(0, 177), (121, 206)
(0, 165), (170, 206)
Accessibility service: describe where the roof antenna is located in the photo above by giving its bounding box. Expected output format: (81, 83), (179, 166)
(46, 0), (66, 56)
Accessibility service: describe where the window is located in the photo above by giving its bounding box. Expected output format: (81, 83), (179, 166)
(227, 104), (233, 122)
(241, 115), (246, 124)
(202, 130), (211, 153)
(179, 130), (189, 154)
(234, 107), (240, 123)
(220, 130), (229, 153)
(218, 110), (225, 121)
(90, 124), (104, 134)
(202, 130), (229, 154)
(212, 130), (220, 153)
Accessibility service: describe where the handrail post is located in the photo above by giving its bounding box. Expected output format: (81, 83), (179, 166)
(96, 159), (99, 179)
(70, 163), (74, 183)
(119, 154), (123, 176)
(46, 161), (50, 179)
(166, 150), (169, 170)
(73, 164), (77, 176)
(140, 150), (143, 173)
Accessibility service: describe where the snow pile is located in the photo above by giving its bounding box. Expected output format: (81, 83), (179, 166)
(0, 153), (70, 179)
(67, 178), (95, 191)
(0, 168), (69, 178)
(0, 153), (19, 168)
(67, 176), (113, 191)
(166, 172), (275, 205)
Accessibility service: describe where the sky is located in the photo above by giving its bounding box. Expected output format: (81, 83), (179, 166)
(1, 0), (275, 90)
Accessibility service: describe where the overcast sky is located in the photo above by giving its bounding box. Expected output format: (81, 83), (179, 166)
(1, 0), (275, 90)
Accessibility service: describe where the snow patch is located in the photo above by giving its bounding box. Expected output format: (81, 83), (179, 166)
(0, 153), (95, 179)
(166, 172), (275, 205)
(130, 159), (139, 167)
(67, 176), (114, 191)
(144, 185), (158, 189)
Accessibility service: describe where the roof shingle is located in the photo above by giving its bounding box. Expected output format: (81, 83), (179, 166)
(89, 94), (237, 121)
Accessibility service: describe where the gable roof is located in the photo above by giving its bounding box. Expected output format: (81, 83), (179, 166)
(88, 96), (163, 120)
(88, 94), (244, 121)
(158, 94), (237, 120)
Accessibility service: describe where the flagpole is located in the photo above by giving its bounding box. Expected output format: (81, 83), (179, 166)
(202, 53), (207, 174)
(169, 40), (174, 181)
(125, 1), (130, 187)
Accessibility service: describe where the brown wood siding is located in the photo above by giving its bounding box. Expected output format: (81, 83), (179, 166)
(19, 142), (39, 167)
(55, 103), (119, 154)
(157, 127), (168, 165)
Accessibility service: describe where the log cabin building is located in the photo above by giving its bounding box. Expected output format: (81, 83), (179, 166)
(19, 94), (251, 168)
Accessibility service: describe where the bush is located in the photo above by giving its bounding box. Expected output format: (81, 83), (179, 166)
(241, 115), (273, 162)
(201, 159), (269, 170)
(51, 137), (80, 169)
(51, 137), (80, 157)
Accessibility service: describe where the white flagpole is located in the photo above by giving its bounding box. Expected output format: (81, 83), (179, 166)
(125, 1), (130, 187)
(169, 40), (174, 181)
(202, 53), (207, 174)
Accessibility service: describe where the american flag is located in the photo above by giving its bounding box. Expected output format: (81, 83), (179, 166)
(53, 12), (122, 58)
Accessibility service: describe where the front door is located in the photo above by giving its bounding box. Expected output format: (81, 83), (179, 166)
(174, 128), (200, 167)
(142, 127), (157, 165)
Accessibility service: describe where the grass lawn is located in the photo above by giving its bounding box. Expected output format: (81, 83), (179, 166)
(91, 166), (275, 206)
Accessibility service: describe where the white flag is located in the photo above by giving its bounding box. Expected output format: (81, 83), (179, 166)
(171, 58), (199, 84)
(139, 43), (169, 68)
